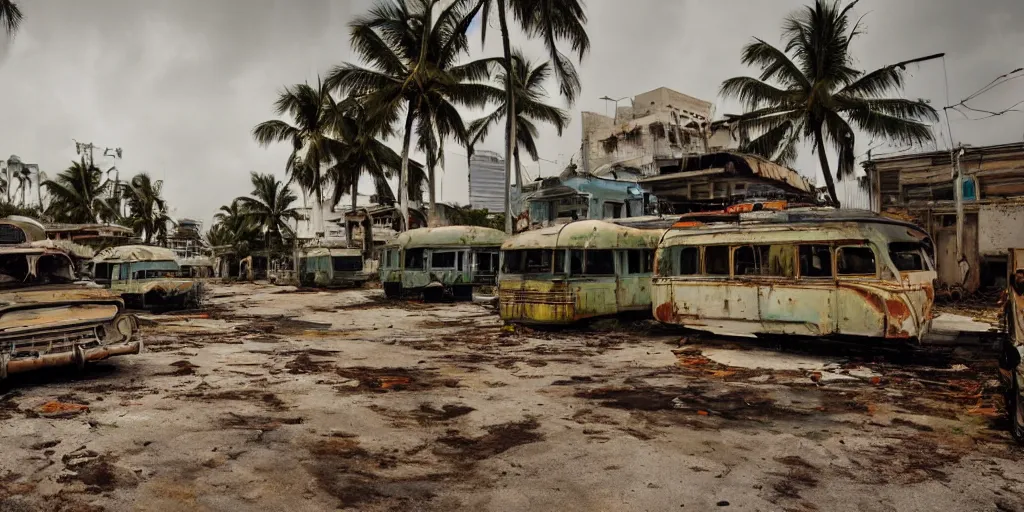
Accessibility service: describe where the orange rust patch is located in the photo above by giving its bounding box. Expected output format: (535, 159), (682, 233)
(655, 302), (675, 322)
(886, 298), (911, 321)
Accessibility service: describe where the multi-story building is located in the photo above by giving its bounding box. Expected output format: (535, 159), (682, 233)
(468, 150), (506, 212)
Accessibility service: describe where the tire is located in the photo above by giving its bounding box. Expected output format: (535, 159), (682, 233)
(1009, 376), (1024, 444)
(422, 287), (443, 303)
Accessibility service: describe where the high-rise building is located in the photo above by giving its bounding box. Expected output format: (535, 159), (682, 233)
(468, 150), (505, 212)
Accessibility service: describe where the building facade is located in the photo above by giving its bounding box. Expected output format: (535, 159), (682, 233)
(469, 150), (506, 212)
(864, 143), (1024, 293)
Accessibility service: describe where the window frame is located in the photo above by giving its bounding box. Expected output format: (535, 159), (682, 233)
(796, 244), (835, 279)
(836, 244), (879, 278)
(703, 245), (731, 276)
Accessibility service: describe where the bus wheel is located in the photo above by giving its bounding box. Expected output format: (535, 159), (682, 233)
(383, 282), (400, 299)
(1010, 376), (1024, 445)
(452, 285), (473, 302)
(423, 287), (443, 302)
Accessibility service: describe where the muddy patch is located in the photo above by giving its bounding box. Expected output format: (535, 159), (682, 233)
(434, 418), (543, 461)
(57, 450), (140, 494)
(305, 437), (448, 509)
(576, 384), (788, 423)
(335, 367), (457, 392)
(370, 403), (476, 427)
(156, 360), (199, 377)
(220, 412), (304, 431)
(285, 352), (335, 374)
(177, 388), (288, 411)
(236, 316), (333, 336)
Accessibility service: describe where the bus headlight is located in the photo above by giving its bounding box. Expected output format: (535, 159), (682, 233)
(116, 315), (136, 341)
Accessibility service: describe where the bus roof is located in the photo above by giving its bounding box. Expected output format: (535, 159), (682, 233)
(386, 226), (506, 250)
(92, 245), (178, 263)
(503, 220), (666, 250)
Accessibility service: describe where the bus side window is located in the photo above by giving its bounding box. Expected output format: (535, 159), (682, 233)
(405, 249), (425, 269)
(705, 246), (730, 275)
(798, 245), (833, 278)
(837, 246), (877, 276)
(734, 245), (757, 276)
(678, 247), (699, 275)
(569, 250), (584, 276)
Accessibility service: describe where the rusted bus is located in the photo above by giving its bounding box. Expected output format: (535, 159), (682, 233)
(999, 248), (1024, 442)
(380, 226), (505, 301)
(92, 245), (202, 310)
(0, 217), (141, 378)
(498, 219), (670, 325)
(652, 208), (938, 341)
(296, 247), (371, 288)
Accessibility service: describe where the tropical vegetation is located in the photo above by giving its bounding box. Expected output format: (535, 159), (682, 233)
(719, 0), (937, 206)
(1, 0), (22, 37)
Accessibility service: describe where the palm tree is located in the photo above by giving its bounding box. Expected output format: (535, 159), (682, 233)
(719, 0), (938, 206)
(210, 199), (259, 252)
(468, 50), (569, 196)
(252, 80), (341, 237)
(42, 159), (115, 223)
(325, 98), (425, 221)
(124, 173), (173, 244)
(326, 0), (499, 230)
(475, 0), (589, 232)
(1, 0), (22, 38)
(236, 172), (300, 251)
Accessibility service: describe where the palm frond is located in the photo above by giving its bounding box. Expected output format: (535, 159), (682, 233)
(739, 39), (810, 90)
(720, 76), (798, 111)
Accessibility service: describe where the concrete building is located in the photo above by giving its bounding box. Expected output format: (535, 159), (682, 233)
(864, 143), (1024, 293)
(521, 165), (652, 231)
(468, 150), (506, 212)
(583, 87), (740, 177)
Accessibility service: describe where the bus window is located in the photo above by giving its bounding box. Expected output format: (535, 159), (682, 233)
(585, 250), (616, 276)
(524, 250), (553, 273)
(837, 247), (876, 276)
(760, 245), (795, 277)
(678, 247), (699, 275)
(554, 250), (566, 274)
(569, 250), (584, 275)
(799, 245), (833, 278)
(626, 250), (654, 275)
(889, 242), (926, 271)
(431, 251), (457, 268)
(705, 246), (730, 275)
(405, 249), (425, 269)
(502, 250), (523, 273)
(734, 246), (757, 276)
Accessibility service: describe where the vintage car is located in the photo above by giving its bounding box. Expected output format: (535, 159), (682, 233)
(379, 226), (505, 301)
(92, 245), (202, 309)
(0, 216), (141, 378)
(999, 248), (1024, 443)
(653, 207), (937, 342)
(498, 218), (670, 325)
(297, 246), (371, 288)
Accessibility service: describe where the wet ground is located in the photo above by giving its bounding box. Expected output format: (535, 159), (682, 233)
(1, 282), (1023, 511)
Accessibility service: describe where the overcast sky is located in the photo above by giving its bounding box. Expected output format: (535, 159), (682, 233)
(2, 0), (1023, 228)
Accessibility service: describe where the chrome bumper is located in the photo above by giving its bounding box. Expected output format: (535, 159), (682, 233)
(2, 339), (143, 379)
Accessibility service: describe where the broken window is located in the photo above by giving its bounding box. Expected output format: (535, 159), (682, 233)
(799, 245), (833, 278)
(626, 250), (654, 274)
(705, 246), (730, 275)
(477, 252), (498, 273)
(333, 256), (362, 272)
(733, 245), (757, 276)
(0, 254), (30, 286)
(584, 250), (616, 275)
(760, 245), (795, 277)
(888, 242), (926, 271)
(678, 247), (699, 275)
(837, 246), (877, 276)
(405, 249), (425, 269)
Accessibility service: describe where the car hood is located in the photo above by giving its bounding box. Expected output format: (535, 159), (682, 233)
(0, 285), (124, 313)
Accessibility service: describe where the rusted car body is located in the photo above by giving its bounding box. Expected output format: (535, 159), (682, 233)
(0, 216), (141, 378)
(652, 208), (937, 341)
(92, 245), (202, 309)
(380, 226), (505, 301)
(999, 248), (1024, 442)
(498, 219), (669, 325)
(297, 246), (371, 288)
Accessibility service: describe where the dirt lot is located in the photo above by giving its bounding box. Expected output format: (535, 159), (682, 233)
(1, 282), (1023, 511)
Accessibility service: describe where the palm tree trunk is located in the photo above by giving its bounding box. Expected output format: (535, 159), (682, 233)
(498, 0), (515, 234)
(399, 107), (416, 232)
(312, 159), (324, 237)
(513, 145), (523, 213)
(350, 177), (358, 247)
(813, 126), (841, 207)
(427, 158), (437, 227)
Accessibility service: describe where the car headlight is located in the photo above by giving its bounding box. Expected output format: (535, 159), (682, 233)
(116, 315), (136, 341)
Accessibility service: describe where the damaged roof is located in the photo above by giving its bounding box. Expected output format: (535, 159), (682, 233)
(92, 245), (178, 263)
(504, 220), (666, 250)
(387, 226), (506, 249)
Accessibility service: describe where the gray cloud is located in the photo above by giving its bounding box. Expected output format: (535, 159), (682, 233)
(1, 0), (1022, 226)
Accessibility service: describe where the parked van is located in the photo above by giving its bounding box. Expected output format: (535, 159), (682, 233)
(499, 219), (670, 325)
(92, 245), (202, 309)
(380, 226), (505, 301)
(652, 208), (937, 341)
